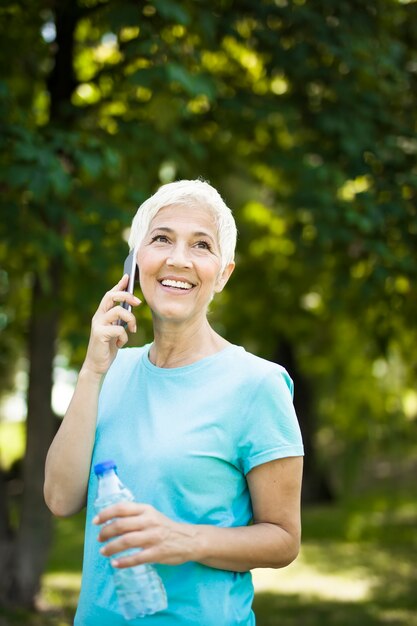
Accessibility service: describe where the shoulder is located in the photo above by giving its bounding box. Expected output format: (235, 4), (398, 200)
(227, 345), (294, 395)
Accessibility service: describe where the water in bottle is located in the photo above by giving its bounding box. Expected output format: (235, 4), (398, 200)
(94, 460), (168, 619)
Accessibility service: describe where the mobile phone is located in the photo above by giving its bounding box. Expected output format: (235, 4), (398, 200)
(117, 248), (139, 327)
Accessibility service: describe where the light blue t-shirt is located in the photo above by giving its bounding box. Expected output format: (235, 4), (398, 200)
(74, 344), (304, 626)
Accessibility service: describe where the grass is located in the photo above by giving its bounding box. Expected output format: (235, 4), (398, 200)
(252, 490), (417, 626)
(1, 419), (416, 625)
(1, 489), (415, 626)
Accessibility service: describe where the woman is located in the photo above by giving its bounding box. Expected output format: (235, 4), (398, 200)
(44, 179), (304, 626)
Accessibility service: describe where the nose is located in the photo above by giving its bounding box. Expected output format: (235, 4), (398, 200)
(166, 243), (193, 269)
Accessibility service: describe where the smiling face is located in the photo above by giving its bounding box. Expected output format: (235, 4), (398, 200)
(137, 203), (234, 327)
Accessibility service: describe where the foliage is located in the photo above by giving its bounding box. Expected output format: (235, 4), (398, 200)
(0, 422), (25, 470)
(1, 0), (417, 607)
(211, 0), (417, 483)
(1, 0), (416, 382)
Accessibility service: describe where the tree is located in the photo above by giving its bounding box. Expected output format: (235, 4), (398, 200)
(216, 0), (417, 497)
(185, 0), (417, 497)
(1, 0), (417, 608)
(0, 0), (211, 605)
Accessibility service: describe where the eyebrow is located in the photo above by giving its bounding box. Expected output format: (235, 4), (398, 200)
(149, 227), (215, 241)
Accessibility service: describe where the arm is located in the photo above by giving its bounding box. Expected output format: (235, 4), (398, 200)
(44, 366), (102, 517)
(43, 274), (140, 518)
(95, 455), (303, 572)
(196, 455), (303, 570)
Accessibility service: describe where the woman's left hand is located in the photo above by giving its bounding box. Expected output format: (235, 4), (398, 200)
(93, 502), (198, 568)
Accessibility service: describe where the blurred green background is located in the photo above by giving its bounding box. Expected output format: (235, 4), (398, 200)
(0, 0), (416, 624)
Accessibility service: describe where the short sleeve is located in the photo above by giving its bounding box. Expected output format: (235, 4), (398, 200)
(238, 368), (304, 475)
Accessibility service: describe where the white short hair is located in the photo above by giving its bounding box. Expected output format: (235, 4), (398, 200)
(128, 179), (237, 272)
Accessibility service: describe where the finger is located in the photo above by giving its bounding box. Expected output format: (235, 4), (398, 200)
(109, 292), (141, 308)
(100, 275), (130, 306)
(113, 300), (140, 331)
(93, 323), (128, 346)
(111, 545), (182, 568)
(98, 515), (148, 543)
(112, 273), (129, 291)
(116, 333), (128, 349)
(93, 502), (147, 525)
(110, 547), (156, 569)
(100, 290), (141, 315)
(97, 306), (137, 332)
(100, 527), (166, 562)
(102, 526), (165, 556)
(100, 530), (144, 556)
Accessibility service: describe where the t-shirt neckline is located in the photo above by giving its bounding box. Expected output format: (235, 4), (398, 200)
(141, 343), (240, 375)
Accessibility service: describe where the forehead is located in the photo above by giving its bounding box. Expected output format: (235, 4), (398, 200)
(149, 203), (218, 234)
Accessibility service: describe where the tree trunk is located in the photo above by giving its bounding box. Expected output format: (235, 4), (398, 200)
(275, 339), (334, 504)
(0, 468), (13, 604)
(2, 0), (79, 607)
(8, 271), (59, 606)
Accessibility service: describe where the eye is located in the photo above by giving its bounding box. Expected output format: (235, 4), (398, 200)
(151, 234), (170, 244)
(194, 240), (212, 250)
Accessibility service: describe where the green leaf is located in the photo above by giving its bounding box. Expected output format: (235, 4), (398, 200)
(79, 152), (104, 179)
(153, 0), (191, 25)
(166, 63), (214, 97)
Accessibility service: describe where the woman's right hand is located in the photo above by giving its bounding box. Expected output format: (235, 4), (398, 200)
(82, 274), (141, 376)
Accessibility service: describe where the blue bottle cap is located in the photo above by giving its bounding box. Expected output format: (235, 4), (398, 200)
(94, 460), (117, 475)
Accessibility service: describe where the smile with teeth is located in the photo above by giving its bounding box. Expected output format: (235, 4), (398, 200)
(160, 279), (194, 290)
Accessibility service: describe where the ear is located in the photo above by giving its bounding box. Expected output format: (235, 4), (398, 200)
(214, 262), (235, 293)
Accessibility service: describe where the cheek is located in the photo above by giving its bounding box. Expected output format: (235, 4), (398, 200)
(199, 255), (222, 276)
(136, 256), (157, 296)
(137, 250), (158, 274)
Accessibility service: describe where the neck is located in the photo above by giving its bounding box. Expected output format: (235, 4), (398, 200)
(149, 317), (230, 368)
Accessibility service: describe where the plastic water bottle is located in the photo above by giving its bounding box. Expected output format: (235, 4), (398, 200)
(94, 460), (168, 619)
